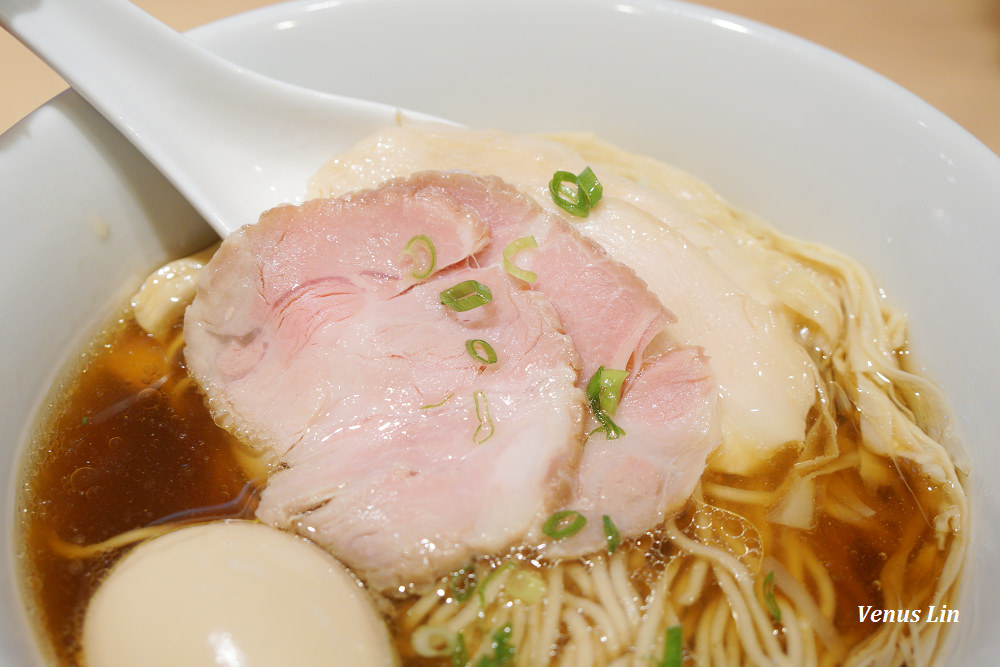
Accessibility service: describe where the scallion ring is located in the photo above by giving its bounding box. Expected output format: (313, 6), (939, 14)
(451, 634), (468, 667)
(465, 339), (498, 365)
(586, 366), (628, 416)
(450, 567), (477, 602)
(658, 624), (683, 667)
(549, 166), (603, 217)
(577, 166), (603, 207)
(502, 235), (539, 283)
(440, 279), (492, 312)
(602, 514), (621, 554)
(401, 234), (436, 279)
(763, 570), (782, 623)
(420, 393), (454, 410)
(585, 366), (628, 439)
(472, 390), (494, 444)
(506, 569), (546, 605)
(543, 510), (586, 540)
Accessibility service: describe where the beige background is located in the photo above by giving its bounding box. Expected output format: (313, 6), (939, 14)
(3, 0), (999, 155)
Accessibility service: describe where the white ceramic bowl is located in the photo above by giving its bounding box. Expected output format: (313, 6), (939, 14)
(3, 0), (998, 664)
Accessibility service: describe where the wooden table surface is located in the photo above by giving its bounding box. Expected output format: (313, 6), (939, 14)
(3, 0), (999, 155)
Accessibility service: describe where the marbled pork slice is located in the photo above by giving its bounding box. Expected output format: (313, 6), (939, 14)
(528, 222), (671, 383)
(184, 175), (494, 455)
(383, 172), (720, 559)
(520, 218), (719, 557)
(542, 346), (718, 557)
(184, 174), (583, 590)
(257, 266), (583, 587)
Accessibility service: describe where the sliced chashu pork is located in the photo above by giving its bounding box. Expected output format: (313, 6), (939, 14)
(408, 173), (718, 557)
(254, 265), (584, 587)
(185, 171), (718, 587)
(186, 174), (583, 588)
(520, 218), (718, 556)
(309, 123), (816, 474)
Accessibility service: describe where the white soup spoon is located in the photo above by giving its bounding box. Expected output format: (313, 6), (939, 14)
(0, 0), (445, 237)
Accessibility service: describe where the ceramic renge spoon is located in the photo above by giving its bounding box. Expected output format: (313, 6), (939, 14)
(0, 0), (445, 237)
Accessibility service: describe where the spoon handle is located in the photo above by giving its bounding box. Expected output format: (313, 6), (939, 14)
(0, 0), (422, 235)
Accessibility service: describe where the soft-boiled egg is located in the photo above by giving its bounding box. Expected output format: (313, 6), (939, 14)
(82, 520), (397, 666)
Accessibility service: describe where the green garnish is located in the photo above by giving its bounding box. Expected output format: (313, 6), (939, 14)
(401, 234), (436, 279)
(502, 235), (539, 283)
(473, 390), (494, 444)
(602, 514), (621, 554)
(548, 166), (603, 217)
(473, 623), (515, 667)
(420, 393), (454, 410)
(657, 624), (683, 667)
(506, 569), (546, 605)
(763, 570), (782, 623)
(450, 566), (477, 602)
(465, 339), (498, 365)
(451, 633), (469, 667)
(542, 510), (587, 540)
(585, 366), (628, 439)
(440, 279), (493, 312)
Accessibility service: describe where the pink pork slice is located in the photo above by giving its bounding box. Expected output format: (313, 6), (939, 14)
(517, 218), (719, 557)
(185, 170), (719, 586)
(184, 174), (583, 589)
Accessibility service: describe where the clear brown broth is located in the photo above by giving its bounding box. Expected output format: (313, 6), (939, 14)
(17, 311), (957, 665)
(17, 315), (256, 666)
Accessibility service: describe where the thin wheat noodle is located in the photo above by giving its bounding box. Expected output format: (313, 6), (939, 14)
(565, 593), (623, 653)
(776, 597), (807, 667)
(566, 561), (595, 598)
(764, 556), (845, 658)
(608, 550), (641, 626)
(701, 484), (781, 507)
(798, 536), (838, 621)
(563, 608), (595, 667)
(537, 566), (565, 663)
(589, 557), (631, 644)
(707, 594), (731, 666)
(631, 558), (675, 661)
(713, 565), (792, 667)
(676, 558), (710, 606)
(403, 588), (443, 630)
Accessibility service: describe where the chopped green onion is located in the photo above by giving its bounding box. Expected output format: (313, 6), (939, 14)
(473, 390), (494, 444)
(473, 623), (515, 667)
(502, 235), (539, 283)
(586, 366), (628, 439)
(548, 166), (603, 217)
(450, 566), (477, 602)
(506, 569), (546, 605)
(401, 234), (436, 279)
(587, 366), (628, 416)
(451, 633), (469, 667)
(465, 339), (498, 365)
(657, 624), (683, 667)
(763, 571), (782, 622)
(577, 166), (603, 207)
(412, 625), (460, 658)
(602, 514), (621, 554)
(420, 393), (454, 410)
(440, 280), (493, 312)
(543, 510), (586, 540)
